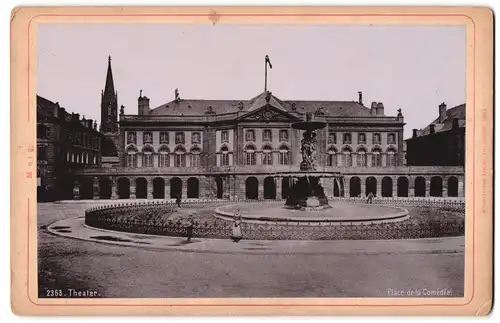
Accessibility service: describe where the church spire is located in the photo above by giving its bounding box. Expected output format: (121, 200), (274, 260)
(100, 55), (118, 134)
(104, 55), (115, 95)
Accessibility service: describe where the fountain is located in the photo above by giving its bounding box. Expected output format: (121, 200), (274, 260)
(284, 112), (332, 211)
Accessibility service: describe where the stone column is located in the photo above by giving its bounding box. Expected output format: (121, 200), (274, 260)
(93, 176), (100, 200)
(342, 176), (349, 198)
(111, 177), (118, 200)
(147, 178), (153, 199)
(392, 176), (398, 197)
(360, 177), (366, 197)
(223, 176), (230, 199)
(130, 178), (136, 199)
(376, 177), (382, 197)
(182, 178), (188, 199)
(442, 176), (448, 197)
(73, 179), (80, 200)
(258, 178), (264, 200)
(324, 177), (334, 198)
(397, 130), (404, 166)
(164, 178), (170, 199)
(382, 154), (387, 168)
(425, 178), (431, 197)
(276, 177), (282, 199)
(408, 176), (415, 197)
(458, 176), (465, 197)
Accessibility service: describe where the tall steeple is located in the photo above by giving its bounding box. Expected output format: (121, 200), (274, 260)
(100, 55), (118, 134)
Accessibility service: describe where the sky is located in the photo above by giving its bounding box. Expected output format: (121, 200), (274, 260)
(37, 24), (466, 139)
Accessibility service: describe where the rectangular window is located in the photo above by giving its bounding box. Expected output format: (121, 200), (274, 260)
(221, 131), (229, 143)
(221, 153), (229, 166)
(358, 133), (366, 144)
(127, 132), (137, 144)
(191, 132), (201, 144)
(279, 152), (289, 165)
(279, 130), (288, 142)
(387, 133), (396, 144)
(127, 154), (137, 168)
(343, 133), (352, 144)
(143, 132), (153, 144)
(263, 152), (273, 165)
(245, 130), (255, 141)
(159, 154), (169, 167)
(160, 132), (169, 144)
(175, 132), (185, 144)
(263, 129), (272, 142)
(328, 153), (337, 167)
(373, 133), (381, 145)
(174, 154), (186, 167)
(328, 132), (337, 144)
(246, 152), (256, 165)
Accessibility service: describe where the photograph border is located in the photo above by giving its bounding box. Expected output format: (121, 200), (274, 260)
(10, 6), (493, 316)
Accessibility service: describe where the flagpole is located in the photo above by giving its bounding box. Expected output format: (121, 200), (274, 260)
(264, 56), (267, 92)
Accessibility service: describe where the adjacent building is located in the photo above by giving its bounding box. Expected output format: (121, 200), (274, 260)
(405, 102), (465, 166)
(36, 95), (104, 201)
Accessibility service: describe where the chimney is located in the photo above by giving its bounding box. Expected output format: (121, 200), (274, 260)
(439, 102), (447, 123)
(54, 102), (60, 118)
(87, 119), (93, 128)
(452, 118), (459, 129)
(358, 91), (363, 105)
(370, 102), (377, 115)
(429, 124), (435, 134)
(376, 102), (384, 116)
(138, 95), (150, 116)
(412, 129), (418, 138)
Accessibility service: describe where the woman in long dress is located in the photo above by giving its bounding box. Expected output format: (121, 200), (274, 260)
(231, 210), (243, 242)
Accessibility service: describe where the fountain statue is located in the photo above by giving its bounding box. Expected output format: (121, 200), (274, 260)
(285, 112), (332, 210)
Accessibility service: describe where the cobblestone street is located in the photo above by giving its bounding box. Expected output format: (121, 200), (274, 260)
(37, 202), (465, 298)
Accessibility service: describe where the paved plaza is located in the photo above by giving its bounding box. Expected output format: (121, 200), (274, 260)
(37, 202), (465, 298)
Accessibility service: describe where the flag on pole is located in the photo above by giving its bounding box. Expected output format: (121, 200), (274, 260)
(265, 55), (272, 69)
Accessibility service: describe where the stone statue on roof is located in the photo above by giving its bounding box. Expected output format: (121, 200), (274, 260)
(397, 108), (403, 117)
(175, 88), (180, 101)
(265, 91), (272, 103)
(205, 106), (215, 115)
(120, 105), (125, 116)
(238, 101), (244, 110)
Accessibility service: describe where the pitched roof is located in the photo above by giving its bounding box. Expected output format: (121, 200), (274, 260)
(414, 104), (466, 137)
(149, 91), (373, 117)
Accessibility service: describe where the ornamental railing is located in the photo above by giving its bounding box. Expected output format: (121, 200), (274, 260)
(84, 198), (465, 241)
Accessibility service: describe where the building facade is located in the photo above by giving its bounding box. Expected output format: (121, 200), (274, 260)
(64, 58), (465, 200)
(37, 95), (104, 201)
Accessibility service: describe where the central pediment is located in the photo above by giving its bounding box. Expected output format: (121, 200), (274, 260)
(237, 104), (301, 123)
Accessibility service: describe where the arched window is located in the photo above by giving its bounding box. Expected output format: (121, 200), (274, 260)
(357, 148), (367, 167)
(126, 146), (138, 168)
(263, 129), (272, 142)
(158, 146), (170, 168)
(387, 148), (397, 167)
(327, 147), (337, 166)
(279, 145), (290, 165)
(372, 148), (382, 167)
(220, 146), (229, 166)
(143, 132), (152, 144)
(245, 129), (255, 141)
(174, 146), (186, 167)
(342, 147), (352, 167)
(262, 145), (273, 165)
(142, 146), (154, 167)
(190, 148), (201, 167)
(279, 129), (289, 141)
(159, 131), (169, 144)
(245, 145), (256, 165)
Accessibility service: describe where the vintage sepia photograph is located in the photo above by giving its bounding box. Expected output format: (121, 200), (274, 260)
(34, 22), (468, 300)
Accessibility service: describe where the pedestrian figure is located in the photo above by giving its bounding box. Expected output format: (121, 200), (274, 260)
(176, 193), (182, 208)
(185, 214), (195, 243)
(231, 210), (243, 242)
(367, 192), (374, 204)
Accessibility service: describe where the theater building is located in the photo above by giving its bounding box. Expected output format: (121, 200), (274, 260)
(67, 57), (465, 200)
